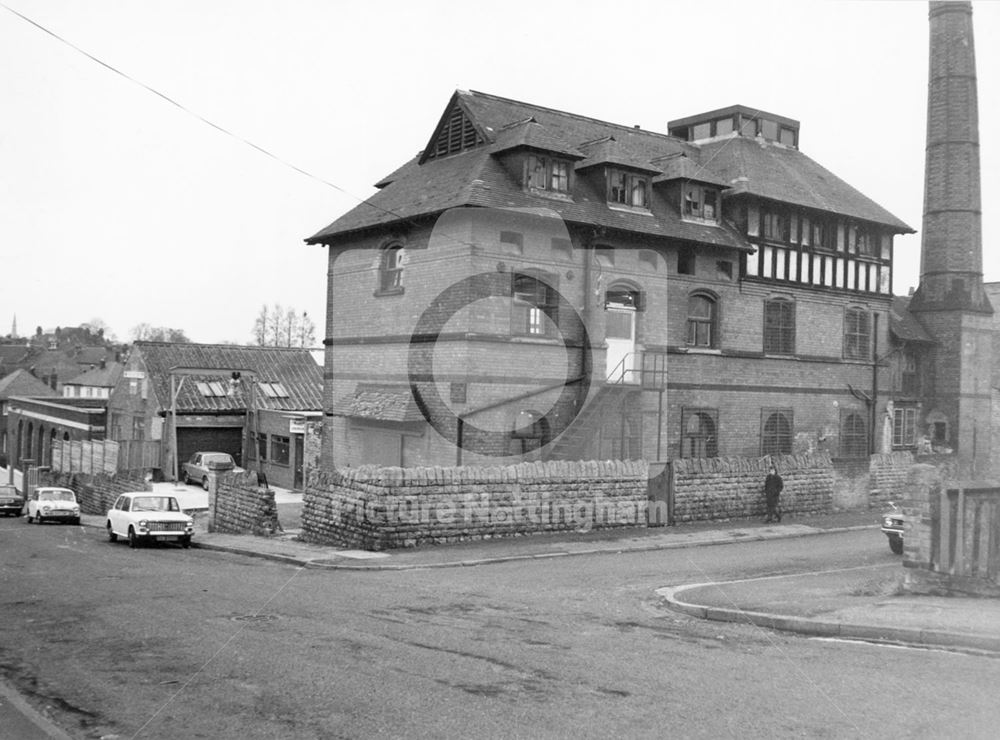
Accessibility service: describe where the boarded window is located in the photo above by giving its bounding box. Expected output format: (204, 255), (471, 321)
(681, 408), (718, 459)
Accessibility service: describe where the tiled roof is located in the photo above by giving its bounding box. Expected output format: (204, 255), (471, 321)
(652, 153), (731, 187)
(65, 361), (123, 388)
(890, 296), (935, 343)
(576, 137), (660, 173)
(491, 119), (585, 158)
(131, 342), (322, 413)
(307, 90), (912, 246)
(699, 136), (914, 231)
(330, 383), (424, 423)
(0, 369), (58, 399)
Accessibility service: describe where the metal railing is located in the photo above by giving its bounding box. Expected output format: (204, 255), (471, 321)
(606, 351), (667, 389)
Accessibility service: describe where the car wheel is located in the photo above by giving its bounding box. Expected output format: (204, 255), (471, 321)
(25, 511), (32, 523)
(181, 536), (191, 549)
(201, 477), (209, 491)
(888, 534), (903, 555)
(107, 523), (117, 542)
(128, 527), (138, 549)
(183, 472), (191, 486)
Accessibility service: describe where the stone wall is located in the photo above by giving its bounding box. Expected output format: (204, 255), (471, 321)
(301, 460), (650, 550)
(212, 471), (281, 536)
(868, 452), (915, 507)
(671, 453), (833, 522)
(37, 470), (150, 515)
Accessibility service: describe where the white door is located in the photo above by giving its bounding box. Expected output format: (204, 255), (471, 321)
(605, 306), (637, 383)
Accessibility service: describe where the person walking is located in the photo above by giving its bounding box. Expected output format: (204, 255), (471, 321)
(763, 465), (784, 523)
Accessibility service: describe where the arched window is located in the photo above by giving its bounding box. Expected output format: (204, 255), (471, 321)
(761, 410), (792, 456)
(686, 293), (717, 348)
(841, 412), (868, 458)
(763, 298), (795, 355)
(26, 422), (33, 460)
(681, 408), (718, 458)
(378, 244), (404, 293)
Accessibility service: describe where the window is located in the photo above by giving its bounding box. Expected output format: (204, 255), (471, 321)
(607, 169), (649, 208)
(678, 247), (695, 275)
(844, 307), (871, 360)
(512, 273), (558, 336)
(499, 231), (523, 250)
(526, 155), (570, 193)
(196, 381), (228, 397)
(840, 412), (868, 458)
(378, 245), (404, 293)
(762, 210), (787, 242)
(271, 435), (290, 465)
(761, 410), (793, 456)
(811, 219), (835, 250)
(893, 407), (917, 448)
(683, 185), (718, 222)
(686, 293), (717, 348)
(901, 349), (919, 396)
(763, 299), (795, 355)
(681, 408), (718, 458)
(257, 433), (268, 462)
(259, 383), (289, 398)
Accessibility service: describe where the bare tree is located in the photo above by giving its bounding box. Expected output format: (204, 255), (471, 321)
(130, 324), (190, 342)
(251, 304), (316, 347)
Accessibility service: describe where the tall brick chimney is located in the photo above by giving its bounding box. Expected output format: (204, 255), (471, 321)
(909, 1), (993, 476)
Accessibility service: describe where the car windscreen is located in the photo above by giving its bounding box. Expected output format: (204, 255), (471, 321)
(203, 454), (234, 465)
(40, 490), (75, 501)
(131, 497), (181, 512)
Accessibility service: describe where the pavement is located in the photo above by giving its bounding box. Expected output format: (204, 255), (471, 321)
(73, 495), (1000, 654)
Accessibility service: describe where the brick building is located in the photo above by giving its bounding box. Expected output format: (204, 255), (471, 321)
(307, 88), (920, 470)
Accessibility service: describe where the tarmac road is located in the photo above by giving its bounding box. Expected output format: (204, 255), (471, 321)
(1, 516), (999, 739)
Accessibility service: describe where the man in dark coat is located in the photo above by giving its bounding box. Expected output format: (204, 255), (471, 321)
(764, 465), (784, 523)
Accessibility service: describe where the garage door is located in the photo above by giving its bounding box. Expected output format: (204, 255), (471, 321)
(177, 428), (244, 468)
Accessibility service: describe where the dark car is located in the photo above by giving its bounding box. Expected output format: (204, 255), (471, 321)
(880, 501), (905, 555)
(181, 452), (244, 490)
(0, 484), (24, 517)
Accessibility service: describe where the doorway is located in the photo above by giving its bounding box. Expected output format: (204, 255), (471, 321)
(605, 287), (640, 383)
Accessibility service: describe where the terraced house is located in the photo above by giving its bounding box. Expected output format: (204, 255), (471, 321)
(307, 90), (913, 469)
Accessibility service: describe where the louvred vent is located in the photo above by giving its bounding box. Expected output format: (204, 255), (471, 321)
(426, 105), (484, 160)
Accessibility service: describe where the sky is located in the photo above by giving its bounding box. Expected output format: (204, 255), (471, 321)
(1, 0), (998, 345)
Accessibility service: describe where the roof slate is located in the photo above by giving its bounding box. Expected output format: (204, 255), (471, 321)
(890, 296), (935, 343)
(330, 383), (424, 423)
(130, 342), (322, 413)
(307, 90), (912, 246)
(0, 369), (58, 399)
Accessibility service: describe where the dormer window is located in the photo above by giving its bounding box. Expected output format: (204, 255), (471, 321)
(608, 169), (649, 208)
(526, 155), (570, 193)
(683, 185), (718, 223)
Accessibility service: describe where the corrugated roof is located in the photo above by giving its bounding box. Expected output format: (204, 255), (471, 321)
(307, 90), (912, 246)
(131, 342), (322, 413)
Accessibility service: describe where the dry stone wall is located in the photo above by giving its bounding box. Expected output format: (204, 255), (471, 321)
(671, 453), (834, 522)
(302, 460), (650, 550)
(37, 470), (150, 515)
(213, 471), (281, 536)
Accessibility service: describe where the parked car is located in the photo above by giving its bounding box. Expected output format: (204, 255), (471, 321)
(106, 492), (194, 549)
(26, 487), (80, 525)
(181, 451), (244, 490)
(0, 484), (24, 517)
(881, 501), (905, 555)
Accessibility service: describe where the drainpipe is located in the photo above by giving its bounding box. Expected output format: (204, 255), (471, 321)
(870, 313), (879, 456)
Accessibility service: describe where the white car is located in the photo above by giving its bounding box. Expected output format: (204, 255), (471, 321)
(106, 492), (194, 549)
(26, 487), (80, 525)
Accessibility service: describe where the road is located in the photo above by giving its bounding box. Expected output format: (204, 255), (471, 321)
(1, 517), (998, 739)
